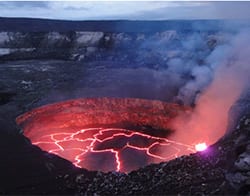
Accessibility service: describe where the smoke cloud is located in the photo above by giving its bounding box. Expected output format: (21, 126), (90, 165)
(170, 29), (250, 146)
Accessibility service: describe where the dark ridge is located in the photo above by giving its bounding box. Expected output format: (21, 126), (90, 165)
(0, 17), (224, 32)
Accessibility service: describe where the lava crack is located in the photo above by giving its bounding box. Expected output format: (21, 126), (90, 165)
(16, 98), (193, 173)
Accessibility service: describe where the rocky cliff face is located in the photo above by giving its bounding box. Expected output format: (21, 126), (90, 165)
(0, 30), (224, 63)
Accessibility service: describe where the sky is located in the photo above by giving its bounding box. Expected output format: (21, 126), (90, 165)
(0, 1), (250, 20)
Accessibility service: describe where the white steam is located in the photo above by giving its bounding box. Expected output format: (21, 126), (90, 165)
(170, 29), (250, 145)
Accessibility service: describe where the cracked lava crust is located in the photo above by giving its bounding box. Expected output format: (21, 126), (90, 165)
(16, 97), (195, 173)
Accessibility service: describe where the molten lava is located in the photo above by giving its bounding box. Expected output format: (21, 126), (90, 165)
(195, 143), (207, 151)
(16, 98), (197, 173)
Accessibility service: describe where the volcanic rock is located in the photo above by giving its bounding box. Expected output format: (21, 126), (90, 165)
(0, 19), (249, 195)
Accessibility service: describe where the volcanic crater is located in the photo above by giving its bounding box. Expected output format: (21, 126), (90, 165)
(16, 97), (194, 173)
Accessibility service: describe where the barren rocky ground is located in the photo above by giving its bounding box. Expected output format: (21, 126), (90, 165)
(0, 19), (249, 195)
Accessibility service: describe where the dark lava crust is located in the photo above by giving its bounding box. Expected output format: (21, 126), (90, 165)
(1, 115), (249, 195)
(0, 18), (250, 195)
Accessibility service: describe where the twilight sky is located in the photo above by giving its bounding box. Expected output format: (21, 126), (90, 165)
(0, 1), (250, 20)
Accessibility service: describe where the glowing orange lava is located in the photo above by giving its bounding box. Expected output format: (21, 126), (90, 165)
(32, 127), (196, 172)
(16, 98), (198, 173)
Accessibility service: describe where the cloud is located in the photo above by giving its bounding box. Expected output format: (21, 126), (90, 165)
(0, 1), (48, 8)
(211, 2), (250, 19)
(0, 1), (250, 20)
(47, 2), (174, 20)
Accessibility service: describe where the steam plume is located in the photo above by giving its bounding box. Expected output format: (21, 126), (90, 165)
(170, 29), (250, 145)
